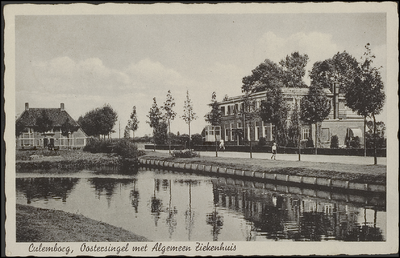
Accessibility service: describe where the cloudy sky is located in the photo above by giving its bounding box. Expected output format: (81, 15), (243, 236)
(13, 4), (389, 137)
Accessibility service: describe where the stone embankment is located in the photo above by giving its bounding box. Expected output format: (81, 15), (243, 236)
(138, 158), (386, 193)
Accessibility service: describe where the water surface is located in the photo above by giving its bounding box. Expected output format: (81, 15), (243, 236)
(16, 168), (386, 242)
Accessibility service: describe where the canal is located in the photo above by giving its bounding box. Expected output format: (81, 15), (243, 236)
(16, 167), (386, 242)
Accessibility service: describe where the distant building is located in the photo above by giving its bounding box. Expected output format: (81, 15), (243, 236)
(16, 103), (88, 149)
(205, 88), (364, 148)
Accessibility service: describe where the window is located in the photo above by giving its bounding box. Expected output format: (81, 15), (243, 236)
(265, 126), (271, 141)
(221, 106), (225, 115)
(225, 128), (229, 141)
(256, 126), (261, 140)
(302, 128), (310, 140)
(227, 106), (231, 115)
(237, 122), (242, 128)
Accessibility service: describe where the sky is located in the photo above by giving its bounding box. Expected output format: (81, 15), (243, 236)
(14, 4), (389, 138)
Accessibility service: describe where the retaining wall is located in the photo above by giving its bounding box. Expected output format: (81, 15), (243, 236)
(138, 158), (385, 193)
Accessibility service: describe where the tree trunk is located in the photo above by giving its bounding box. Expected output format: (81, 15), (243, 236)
(168, 120), (171, 154)
(188, 121), (191, 152)
(363, 116), (367, 157)
(373, 114), (377, 165)
(298, 128), (301, 161)
(315, 123), (318, 155)
(214, 132), (218, 157)
(249, 124), (252, 159)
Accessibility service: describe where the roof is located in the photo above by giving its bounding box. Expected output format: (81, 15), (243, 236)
(16, 108), (80, 127)
(218, 87), (332, 105)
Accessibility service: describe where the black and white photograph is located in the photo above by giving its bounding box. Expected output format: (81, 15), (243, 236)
(4, 2), (398, 256)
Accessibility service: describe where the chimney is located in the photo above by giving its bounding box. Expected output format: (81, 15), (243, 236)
(25, 103), (29, 111)
(60, 103), (65, 111)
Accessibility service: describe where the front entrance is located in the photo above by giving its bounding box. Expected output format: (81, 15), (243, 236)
(43, 138), (55, 149)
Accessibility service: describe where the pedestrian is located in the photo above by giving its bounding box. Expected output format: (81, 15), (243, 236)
(219, 139), (225, 151)
(271, 142), (277, 160)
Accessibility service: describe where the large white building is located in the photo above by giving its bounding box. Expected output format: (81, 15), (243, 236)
(205, 88), (364, 148)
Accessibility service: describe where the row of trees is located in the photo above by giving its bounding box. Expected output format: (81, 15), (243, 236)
(147, 90), (197, 153)
(204, 44), (385, 164)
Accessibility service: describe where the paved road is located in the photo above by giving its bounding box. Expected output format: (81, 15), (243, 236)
(152, 149), (387, 166)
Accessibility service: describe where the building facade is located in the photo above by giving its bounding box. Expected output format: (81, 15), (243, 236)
(16, 103), (88, 149)
(208, 88), (364, 148)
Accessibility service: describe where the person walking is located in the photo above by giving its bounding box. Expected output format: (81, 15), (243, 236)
(219, 139), (225, 151)
(271, 142), (277, 160)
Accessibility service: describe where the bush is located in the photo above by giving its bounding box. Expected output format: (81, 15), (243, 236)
(258, 137), (267, 147)
(83, 138), (145, 158)
(171, 150), (200, 158)
(112, 139), (138, 159)
(83, 138), (112, 153)
(349, 136), (361, 149)
(330, 135), (339, 148)
(286, 140), (296, 147)
(191, 133), (203, 146)
(306, 137), (314, 148)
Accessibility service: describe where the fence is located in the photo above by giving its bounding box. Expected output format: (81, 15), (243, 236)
(144, 144), (386, 157)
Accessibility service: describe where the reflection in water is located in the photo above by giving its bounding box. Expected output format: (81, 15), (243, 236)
(165, 180), (178, 239)
(88, 178), (133, 207)
(176, 179), (199, 241)
(212, 180), (385, 241)
(16, 169), (385, 242)
(17, 177), (79, 204)
(150, 179), (162, 227)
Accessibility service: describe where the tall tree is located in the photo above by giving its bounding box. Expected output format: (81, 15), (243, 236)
(61, 118), (79, 148)
(288, 99), (302, 160)
(300, 85), (331, 154)
(242, 59), (283, 93)
(205, 92), (222, 157)
(309, 51), (359, 93)
(124, 122), (131, 139)
(161, 90), (177, 154)
(35, 110), (53, 134)
(78, 104), (118, 138)
(344, 43), (385, 164)
(279, 52), (309, 88)
(98, 104), (118, 138)
(181, 90), (198, 150)
(259, 85), (288, 146)
(147, 97), (163, 150)
(129, 106), (139, 138)
(242, 90), (259, 158)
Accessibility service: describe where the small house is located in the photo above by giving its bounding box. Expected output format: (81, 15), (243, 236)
(16, 103), (88, 149)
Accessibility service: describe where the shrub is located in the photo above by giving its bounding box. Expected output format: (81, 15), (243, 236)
(306, 137), (314, 148)
(83, 138), (112, 153)
(83, 138), (145, 158)
(349, 136), (361, 149)
(171, 150), (200, 158)
(112, 139), (140, 159)
(258, 137), (267, 147)
(191, 133), (203, 146)
(286, 141), (296, 147)
(330, 135), (339, 148)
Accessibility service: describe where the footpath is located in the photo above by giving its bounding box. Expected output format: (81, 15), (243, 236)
(153, 149), (387, 166)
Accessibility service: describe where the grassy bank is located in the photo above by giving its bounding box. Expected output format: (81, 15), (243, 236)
(141, 151), (386, 184)
(16, 149), (133, 170)
(16, 204), (149, 242)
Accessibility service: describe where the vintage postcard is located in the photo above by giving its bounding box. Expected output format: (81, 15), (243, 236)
(4, 2), (399, 256)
